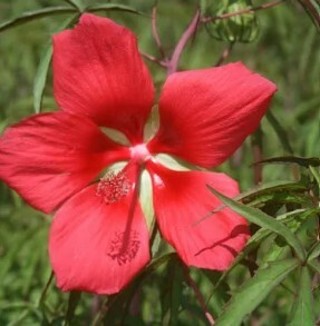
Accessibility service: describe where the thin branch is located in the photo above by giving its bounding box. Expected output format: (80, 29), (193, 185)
(215, 42), (234, 66)
(297, 0), (320, 30)
(140, 51), (167, 67)
(183, 266), (215, 325)
(201, 0), (286, 24)
(251, 128), (264, 185)
(152, 4), (166, 59)
(167, 10), (200, 75)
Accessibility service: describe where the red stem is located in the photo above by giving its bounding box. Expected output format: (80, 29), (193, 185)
(152, 5), (166, 59)
(183, 266), (215, 325)
(167, 10), (200, 75)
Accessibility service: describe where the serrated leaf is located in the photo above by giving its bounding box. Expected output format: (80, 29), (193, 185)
(208, 187), (306, 261)
(254, 156), (320, 167)
(215, 258), (299, 326)
(237, 208), (320, 265)
(33, 14), (79, 113)
(0, 7), (77, 33)
(243, 186), (310, 208)
(227, 180), (307, 207)
(88, 4), (144, 16)
(288, 267), (315, 326)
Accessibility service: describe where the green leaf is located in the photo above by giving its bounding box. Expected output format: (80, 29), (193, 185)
(288, 267), (315, 326)
(33, 14), (79, 113)
(241, 181), (310, 208)
(208, 187), (306, 261)
(0, 7), (77, 33)
(297, 0), (320, 31)
(226, 180), (306, 206)
(64, 291), (82, 326)
(33, 46), (52, 113)
(92, 254), (175, 325)
(195, 181), (307, 220)
(204, 270), (231, 316)
(37, 271), (54, 307)
(161, 257), (184, 326)
(240, 208), (320, 265)
(266, 110), (294, 154)
(63, 0), (86, 12)
(308, 259), (320, 274)
(254, 156), (320, 167)
(308, 241), (320, 261)
(309, 166), (320, 188)
(215, 258), (299, 326)
(87, 4), (144, 16)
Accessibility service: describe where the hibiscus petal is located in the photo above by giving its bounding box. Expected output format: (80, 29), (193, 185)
(0, 112), (130, 213)
(149, 62), (277, 168)
(148, 162), (249, 270)
(49, 174), (150, 294)
(53, 13), (154, 143)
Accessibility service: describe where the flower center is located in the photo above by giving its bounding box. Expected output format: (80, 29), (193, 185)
(107, 229), (140, 265)
(130, 143), (151, 164)
(96, 171), (132, 204)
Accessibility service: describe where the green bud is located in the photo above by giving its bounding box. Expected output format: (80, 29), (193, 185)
(204, 0), (259, 43)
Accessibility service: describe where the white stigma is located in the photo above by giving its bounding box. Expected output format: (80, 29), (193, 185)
(130, 143), (151, 164)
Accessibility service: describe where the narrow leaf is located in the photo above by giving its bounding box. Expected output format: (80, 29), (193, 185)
(266, 110), (294, 154)
(63, 0), (86, 12)
(308, 241), (320, 261)
(288, 267), (315, 326)
(64, 291), (82, 325)
(297, 0), (320, 31)
(308, 259), (320, 274)
(240, 181), (307, 205)
(161, 257), (184, 326)
(309, 166), (320, 187)
(33, 14), (79, 113)
(196, 181), (307, 225)
(87, 4), (144, 15)
(254, 156), (320, 167)
(208, 187), (306, 261)
(33, 46), (52, 113)
(37, 271), (54, 307)
(215, 258), (299, 326)
(0, 7), (77, 33)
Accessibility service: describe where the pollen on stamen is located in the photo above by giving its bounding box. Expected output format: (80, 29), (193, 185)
(96, 171), (132, 204)
(107, 230), (140, 265)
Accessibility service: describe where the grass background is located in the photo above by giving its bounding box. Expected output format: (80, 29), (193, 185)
(0, 0), (319, 324)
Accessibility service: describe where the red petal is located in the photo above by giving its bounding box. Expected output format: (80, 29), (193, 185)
(0, 112), (129, 213)
(147, 162), (249, 270)
(149, 62), (277, 168)
(53, 14), (154, 143)
(49, 167), (150, 294)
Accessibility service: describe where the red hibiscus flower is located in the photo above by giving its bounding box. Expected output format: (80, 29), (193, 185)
(0, 14), (277, 294)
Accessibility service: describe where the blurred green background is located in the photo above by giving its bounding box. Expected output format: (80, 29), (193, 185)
(0, 0), (319, 324)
